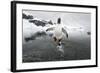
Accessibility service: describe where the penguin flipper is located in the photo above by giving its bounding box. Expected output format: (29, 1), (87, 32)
(62, 28), (68, 38)
(46, 27), (55, 31)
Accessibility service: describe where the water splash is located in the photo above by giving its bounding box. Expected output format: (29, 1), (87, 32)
(56, 43), (64, 57)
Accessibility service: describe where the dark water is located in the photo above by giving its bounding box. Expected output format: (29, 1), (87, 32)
(22, 36), (91, 63)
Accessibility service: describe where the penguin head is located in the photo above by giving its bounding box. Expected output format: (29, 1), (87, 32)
(57, 18), (61, 24)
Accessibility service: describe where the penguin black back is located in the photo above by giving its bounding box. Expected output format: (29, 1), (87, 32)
(57, 18), (61, 24)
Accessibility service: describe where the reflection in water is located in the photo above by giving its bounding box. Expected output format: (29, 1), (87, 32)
(22, 31), (91, 62)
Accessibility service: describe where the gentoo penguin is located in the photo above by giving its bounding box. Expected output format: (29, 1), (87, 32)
(46, 18), (68, 57)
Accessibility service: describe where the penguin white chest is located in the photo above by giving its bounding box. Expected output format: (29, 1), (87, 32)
(54, 25), (63, 39)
